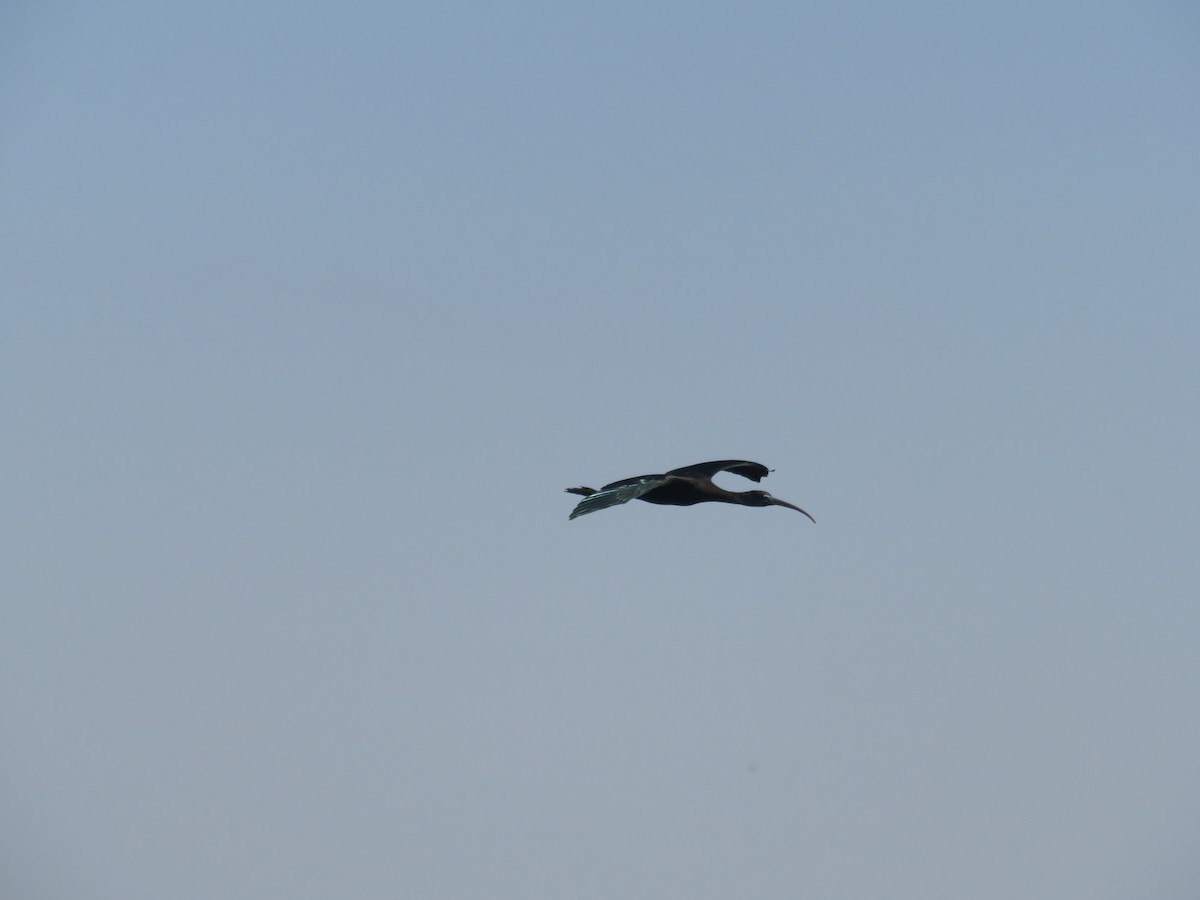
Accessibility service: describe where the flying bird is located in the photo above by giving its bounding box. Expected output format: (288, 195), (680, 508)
(565, 460), (815, 522)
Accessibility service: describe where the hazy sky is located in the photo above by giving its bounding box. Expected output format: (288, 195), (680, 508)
(4, 2), (1199, 898)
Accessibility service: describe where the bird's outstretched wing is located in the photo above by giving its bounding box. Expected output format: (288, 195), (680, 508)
(665, 460), (771, 483)
(566, 475), (668, 520)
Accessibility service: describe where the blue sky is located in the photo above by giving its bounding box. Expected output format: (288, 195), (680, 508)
(4, 2), (1199, 897)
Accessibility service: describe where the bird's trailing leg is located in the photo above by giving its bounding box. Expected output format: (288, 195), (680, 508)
(565, 486), (598, 497)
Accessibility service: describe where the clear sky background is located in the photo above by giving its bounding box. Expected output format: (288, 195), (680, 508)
(3, 2), (1199, 898)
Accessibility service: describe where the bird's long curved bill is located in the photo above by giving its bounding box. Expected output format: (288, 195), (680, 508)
(771, 498), (816, 523)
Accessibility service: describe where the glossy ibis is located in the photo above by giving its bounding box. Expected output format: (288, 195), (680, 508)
(565, 460), (815, 522)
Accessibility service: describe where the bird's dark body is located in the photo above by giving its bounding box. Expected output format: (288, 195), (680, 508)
(565, 460), (814, 522)
(637, 481), (711, 506)
(587, 475), (713, 506)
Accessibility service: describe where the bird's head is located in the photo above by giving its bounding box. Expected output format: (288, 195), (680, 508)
(741, 490), (776, 507)
(742, 490), (816, 523)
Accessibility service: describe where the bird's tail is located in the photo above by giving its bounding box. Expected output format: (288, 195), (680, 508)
(564, 486), (598, 497)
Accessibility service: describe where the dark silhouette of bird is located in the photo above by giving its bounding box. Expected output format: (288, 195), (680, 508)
(565, 460), (814, 522)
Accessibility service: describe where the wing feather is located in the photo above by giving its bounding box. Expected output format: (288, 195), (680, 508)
(665, 460), (770, 483)
(567, 475), (669, 519)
